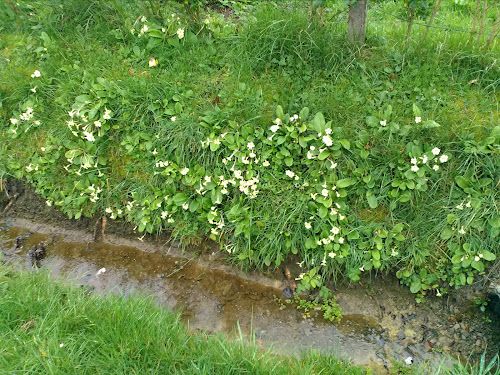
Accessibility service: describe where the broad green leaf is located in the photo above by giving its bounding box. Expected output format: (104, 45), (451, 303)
(366, 193), (378, 209)
(455, 176), (470, 189)
(337, 178), (353, 188)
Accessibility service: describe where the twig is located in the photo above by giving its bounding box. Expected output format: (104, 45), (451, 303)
(1, 193), (19, 216)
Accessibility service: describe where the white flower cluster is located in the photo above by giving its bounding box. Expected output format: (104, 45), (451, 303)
(409, 147), (449, 172)
(85, 184), (102, 203)
(9, 106), (40, 135)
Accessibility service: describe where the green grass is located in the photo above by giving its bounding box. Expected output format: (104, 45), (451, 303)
(0, 263), (368, 374)
(0, 0), (499, 301)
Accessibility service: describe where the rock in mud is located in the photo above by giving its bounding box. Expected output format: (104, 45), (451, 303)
(27, 242), (46, 267)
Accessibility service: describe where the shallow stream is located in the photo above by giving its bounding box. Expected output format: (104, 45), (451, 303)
(0, 209), (497, 374)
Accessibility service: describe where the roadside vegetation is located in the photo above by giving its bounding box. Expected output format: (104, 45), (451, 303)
(0, 0), (498, 304)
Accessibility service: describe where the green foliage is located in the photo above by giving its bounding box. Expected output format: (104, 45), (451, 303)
(0, 0), (499, 302)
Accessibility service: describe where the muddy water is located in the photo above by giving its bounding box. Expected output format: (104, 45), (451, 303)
(0, 217), (496, 373)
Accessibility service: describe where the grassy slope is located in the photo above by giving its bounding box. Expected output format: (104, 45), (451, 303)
(0, 0), (499, 298)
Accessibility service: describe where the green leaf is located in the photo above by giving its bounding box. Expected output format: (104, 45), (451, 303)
(410, 281), (421, 294)
(318, 206), (328, 218)
(488, 216), (500, 228)
(339, 139), (350, 150)
(311, 112), (325, 132)
(299, 107), (309, 120)
(173, 193), (188, 204)
(481, 251), (496, 261)
(209, 142), (220, 151)
(347, 230), (359, 240)
(366, 193), (377, 209)
(285, 157), (293, 166)
(455, 176), (470, 189)
(372, 250), (380, 260)
(318, 150), (330, 160)
(412, 103), (421, 117)
(471, 261), (484, 272)
(276, 105), (284, 119)
(337, 178), (353, 188)
(440, 227), (454, 240)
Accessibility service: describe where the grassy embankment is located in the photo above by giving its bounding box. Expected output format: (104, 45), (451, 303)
(0, 0), (498, 300)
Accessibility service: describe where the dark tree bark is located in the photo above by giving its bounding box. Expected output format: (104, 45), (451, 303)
(348, 0), (368, 43)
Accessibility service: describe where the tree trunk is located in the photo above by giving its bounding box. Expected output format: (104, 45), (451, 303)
(469, 0), (481, 43)
(348, 0), (368, 43)
(405, 9), (415, 45)
(485, 4), (500, 51)
(418, 0), (443, 48)
(477, 0), (488, 45)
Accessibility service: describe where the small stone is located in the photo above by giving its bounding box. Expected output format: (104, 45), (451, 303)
(453, 323), (460, 330)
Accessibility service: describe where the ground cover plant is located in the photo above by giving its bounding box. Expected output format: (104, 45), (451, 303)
(0, 0), (499, 303)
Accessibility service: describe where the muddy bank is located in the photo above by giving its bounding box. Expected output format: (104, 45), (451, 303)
(0, 181), (498, 373)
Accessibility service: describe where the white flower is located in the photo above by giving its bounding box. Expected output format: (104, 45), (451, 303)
(59, 343), (64, 348)
(83, 131), (95, 142)
(105, 207), (113, 214)
(405, 356), (413, 365)
(247, 141), (255, 149)
(411, 165), (419, 172)
(325, 128), (332, 135)
(439, 154), (448, 163)
(262, 160), (270, 167)
(285, 170), (295, 178)
(94, 121), (101, 127)
(213, 138), (220, 145)
(321, 189), (329, 197)
(339, 214), (345, 220)
(330, 226), (340, 235)
(180, 167), (189, 175)
(270, 125), (280, 133)
(177, 28), (184, 39)
(422, 155), (428, 164)
(474, 256), (480, 261)
(338, 237), (344, 244)
(295, 273), (304, 281)
(322, 135), (333, 147)
(31, 70), (41, 78)
(433, 165), (439, 171)
(149, 57), (158, 67)
(46, 200), (52, 206)
(465, 201), (471, 208)
(328, 252), (336, 258)
(182, 202), (189, 210)
(415, 117), (421, 123)
(330, 162), (337, 169)
(304, 222), (312, 229)
(31, 87), (37, 93)
(411, 158), (417, 165)
(431, 147), (440, 156)
(380, 120), (386, 126)
(436, 289), (442, 297)
(274, 118), (281, 125)
(171, 116), (177, 122)
(310, 145), (316, 151)
(458, 227), (466, 235)
(10, 118), (18, 124)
